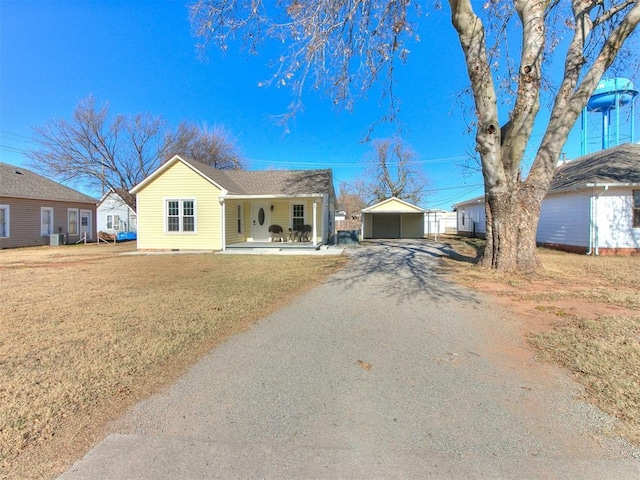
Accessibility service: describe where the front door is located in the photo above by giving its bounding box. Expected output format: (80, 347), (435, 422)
(80, 210), (92, 240)
(251, 202), (270, 241)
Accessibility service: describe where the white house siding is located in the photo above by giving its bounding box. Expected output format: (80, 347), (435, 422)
(425, 212), (457, 236)
(97, 192), (136, 234)
(457, 202), (486, 235)
(595, 188), (640, 250)
(537, 193), (590, 249)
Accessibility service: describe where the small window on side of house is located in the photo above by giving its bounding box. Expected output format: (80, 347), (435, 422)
(0, 205), (9, 238)
(237, 204), (243, 234)
(68, 209), (78, 235)
(633, 190), (640, 228)
(106, 215), (113, 229)
(41, 207), (54, 236)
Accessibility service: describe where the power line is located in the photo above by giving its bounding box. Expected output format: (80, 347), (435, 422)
(247, 154), (468, 168)
(0, 144), (29, 155)
(428, 185), (483, 208)
(0, 131), (33, 142)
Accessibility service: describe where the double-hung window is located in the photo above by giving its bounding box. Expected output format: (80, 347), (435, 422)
(292, 204), (304, 231)
(633, 190), (640, 228)
(68, 209), (78, 235)
(41, 207), (54, 236)
(0, 205), (9, 238)
(166, 199), (196, 233)
(106, 214), (113, 229)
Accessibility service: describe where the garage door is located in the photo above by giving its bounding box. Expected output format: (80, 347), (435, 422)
(372, 214), (401, 238)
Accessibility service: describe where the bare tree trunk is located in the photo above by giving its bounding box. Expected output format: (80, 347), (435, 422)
(481, 185), (543, 273)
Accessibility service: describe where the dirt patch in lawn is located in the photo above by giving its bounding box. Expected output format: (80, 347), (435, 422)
(439, 237), (640, 447)
(0, 243), (347, 480)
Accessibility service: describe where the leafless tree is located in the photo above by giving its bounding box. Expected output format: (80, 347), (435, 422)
(355, 138), (428, 206)
(190, 0), (640, 273)
(337, 185), (366, 230)
(27, 96), (243, 209)
(182, 125), (244, 169)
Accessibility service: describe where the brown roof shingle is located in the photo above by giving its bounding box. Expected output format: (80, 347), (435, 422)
(0, 162), (97, 203)
(550, 143), (640, 191)
(180, 157), (333, 196)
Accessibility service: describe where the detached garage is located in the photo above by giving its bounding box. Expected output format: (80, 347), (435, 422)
(361, 197), (426, 239)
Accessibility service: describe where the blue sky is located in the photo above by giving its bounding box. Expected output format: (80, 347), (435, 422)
(1, 1), (638, 210)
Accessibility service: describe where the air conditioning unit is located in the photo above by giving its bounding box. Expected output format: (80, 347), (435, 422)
(49, 234), (65, 246)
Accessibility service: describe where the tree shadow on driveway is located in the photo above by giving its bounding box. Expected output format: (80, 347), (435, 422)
(329, 240), (483, 305)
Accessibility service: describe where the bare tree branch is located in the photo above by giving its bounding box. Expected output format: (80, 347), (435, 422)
(27, 96), (243, 209)
(356, 137), (429, 206)
(190, 0), (640, 272)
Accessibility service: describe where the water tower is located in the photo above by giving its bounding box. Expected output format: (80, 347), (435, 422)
(581, 77), (639, 155)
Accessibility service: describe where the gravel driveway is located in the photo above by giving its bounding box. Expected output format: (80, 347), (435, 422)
(60, 240), (639, 479)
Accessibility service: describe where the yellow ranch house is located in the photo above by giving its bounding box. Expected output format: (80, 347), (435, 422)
(130, 155), (336, 251)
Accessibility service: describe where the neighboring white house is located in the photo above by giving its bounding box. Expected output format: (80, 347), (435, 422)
(97, 189), (137, 234)
(453, 195), (487, 237)
(453, 143), (640, 255)
(424, 210), (457, 237)
(538, 143), (640, 254)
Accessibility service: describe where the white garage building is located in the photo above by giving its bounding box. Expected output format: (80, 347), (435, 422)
(361, 197), (426, 239)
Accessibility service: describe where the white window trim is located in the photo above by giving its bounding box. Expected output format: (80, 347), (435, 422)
(291, 201), (306, 230)
(164, 198), (197, 234)
(106, 214), (113, 230)
(68, 208), (79, 236)
(237, 203), (243, 234)
(634, 189), (640, 229)
(41, 207), (54, 236)
(0, 204), (9, 238)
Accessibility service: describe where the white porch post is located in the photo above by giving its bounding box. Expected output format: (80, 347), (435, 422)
(220, 198), (226, 251)
(312, 200), (318, 247)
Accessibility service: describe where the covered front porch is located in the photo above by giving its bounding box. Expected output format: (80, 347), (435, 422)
(221, 194), (328, 250)
(225, 240), (322, 251)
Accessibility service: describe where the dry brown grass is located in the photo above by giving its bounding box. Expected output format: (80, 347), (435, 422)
(440, 236), (640, 446)
(0, 243), (347, 479)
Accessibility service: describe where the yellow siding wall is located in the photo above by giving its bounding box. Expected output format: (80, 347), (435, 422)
(269, 200), (292, 234)
(224, 200), (248, 245)
(283, 199), (324, 242)
(369, 198), (422, 213)
(136, 161), (222, 250)
(233, 198), (325, 243)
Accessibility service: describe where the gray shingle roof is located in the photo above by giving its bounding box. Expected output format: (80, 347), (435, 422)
(550, 143), (640, 191)
(180, 157), (333, 196)
(0, 162), (97, 203)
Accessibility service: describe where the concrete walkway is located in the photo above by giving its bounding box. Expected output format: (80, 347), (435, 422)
(60, 240), (639, 479)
